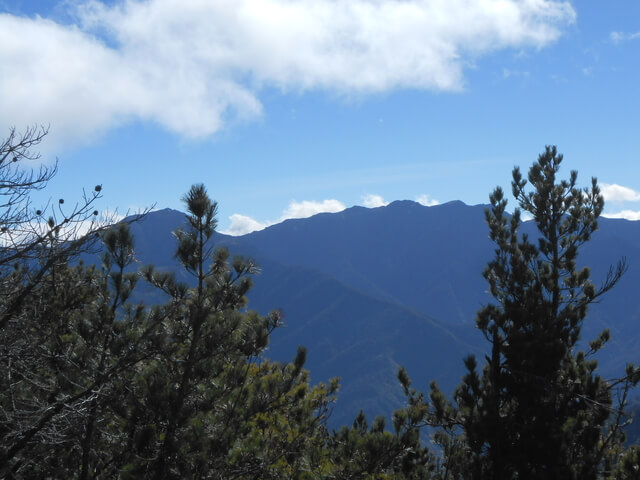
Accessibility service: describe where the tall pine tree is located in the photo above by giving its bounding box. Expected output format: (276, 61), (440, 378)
(432, 147), (637, 480)
(121, 184), (337, 479)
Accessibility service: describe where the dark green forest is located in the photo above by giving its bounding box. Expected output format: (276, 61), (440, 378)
(2, 127), (640, 479)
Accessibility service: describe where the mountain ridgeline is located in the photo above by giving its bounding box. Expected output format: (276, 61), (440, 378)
(125, 200), (640, 426)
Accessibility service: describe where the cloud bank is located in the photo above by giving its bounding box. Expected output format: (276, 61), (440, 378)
(223, 192), (445, 235)
(362, 194), (388, 208)
(0, 0), (575, 151)
(282, 199), (346, 219)
(602, 210), (640, 221)
(223, 198), (346, 235)
(600, 183), (640, 221)
(600, 183), (640, 203)
(415, 194), (439, 206)
(224, 214), (270, 236)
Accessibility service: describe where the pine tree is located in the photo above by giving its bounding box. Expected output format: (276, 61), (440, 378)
(0, 126), (109, 331)
(437, 146), (638, 479)
(326, 367), (435, 479)
(120, 184), (337, 479)
(0, 127), (142, 476)
(0, 222), (159, 477)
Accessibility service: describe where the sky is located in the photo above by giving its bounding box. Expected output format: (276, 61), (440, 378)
(0, 0), (639, 235)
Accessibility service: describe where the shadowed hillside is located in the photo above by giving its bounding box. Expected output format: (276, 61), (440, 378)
(117, 201), (640, 425)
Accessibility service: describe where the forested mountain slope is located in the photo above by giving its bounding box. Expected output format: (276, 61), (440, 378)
(122, 201), (640, 424)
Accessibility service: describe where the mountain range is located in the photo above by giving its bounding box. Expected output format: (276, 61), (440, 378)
(119, 200), (640, 427)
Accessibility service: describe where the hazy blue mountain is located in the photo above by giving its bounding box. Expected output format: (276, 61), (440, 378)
(109, 201), (640, 426)
(244, 256), (484, 426)
(222, 202), (640, 377)
(117, 207), (483, 426)
(224, 200), (495, 326)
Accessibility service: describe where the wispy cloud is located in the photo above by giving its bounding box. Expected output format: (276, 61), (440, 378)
(0, 0), (575, 152)
(222, 198), (346, 235)
(415, 194), (440, 206)
(502, 68), (530, 79)
(600, 183), (640, 203)
(362, 194), (388, 208)
(610, 31), (640, 44)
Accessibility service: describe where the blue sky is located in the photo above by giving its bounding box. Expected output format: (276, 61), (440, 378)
(1, 0), (639, 234)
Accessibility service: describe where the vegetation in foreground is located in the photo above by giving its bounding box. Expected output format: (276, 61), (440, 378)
(1, 127), (639, 479)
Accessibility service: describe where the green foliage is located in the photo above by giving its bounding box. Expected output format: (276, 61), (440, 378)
(105, 184), (339, 479)
(324, 368), (434, 479)
(0, 128), (145, 477)
(0, 223), (154, 477)
(608, 445), (640, 479)
(428, 146), (639, 480)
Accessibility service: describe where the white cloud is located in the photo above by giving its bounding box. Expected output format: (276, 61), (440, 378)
(600, 183), (640, 203)
(415, 194), (439, 206)
(362, 194), (388, 208)
(602, 210), (640, 221)
(0, 0), (576, 151)
(282, 199), (346, 219)
(610, 31), (640, 44)
(521, 211), (534, 222)
(600, 183), (640, 221)
(222, 198), (346, 235)
(224, 213), (269, 236)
